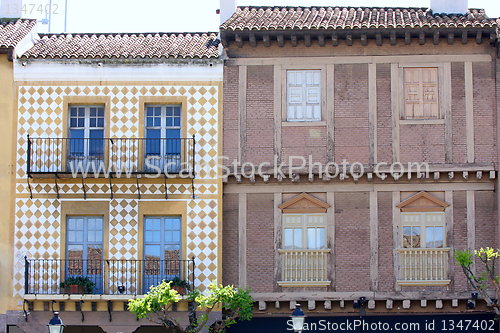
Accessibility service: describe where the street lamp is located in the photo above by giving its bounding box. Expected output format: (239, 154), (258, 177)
(291, 303), (306, 332)
(48, 312), (65, 333)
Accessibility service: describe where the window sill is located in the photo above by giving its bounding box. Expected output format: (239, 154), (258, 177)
(400, 119), (445, 125)
(397, 280), (451, 286)
(282, 121), (326, 127)
(278, 281), (331, 287)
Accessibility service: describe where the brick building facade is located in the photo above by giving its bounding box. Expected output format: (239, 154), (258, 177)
(220, 5), (500, 330)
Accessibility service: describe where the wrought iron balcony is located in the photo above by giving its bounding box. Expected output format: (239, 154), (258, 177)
(24, 257), (196, 295)
(26, 136), (196, 177)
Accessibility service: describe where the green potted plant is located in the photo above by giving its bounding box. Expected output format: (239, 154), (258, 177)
(168, 276), (189, 295)
(60, 276), (96, 294)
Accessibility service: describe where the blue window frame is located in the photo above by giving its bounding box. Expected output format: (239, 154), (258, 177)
(145, 105), (181, 172)
(143, 216), (181, 292)
(66, 216), (104, 294)
(68, 106), (105, 170)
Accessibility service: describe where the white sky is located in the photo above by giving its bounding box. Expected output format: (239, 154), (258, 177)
(36, 0), (500, 33)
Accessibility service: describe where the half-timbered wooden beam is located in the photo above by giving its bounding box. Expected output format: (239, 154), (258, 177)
(318, 33), (325, 46)
(263, 33), (270, 47)
(249, 33), (256, 47)
(277, 33), (284, 47)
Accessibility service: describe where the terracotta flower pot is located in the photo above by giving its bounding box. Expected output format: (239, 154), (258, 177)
(172, 285), (186, 295)
(67, 284), (83, 294)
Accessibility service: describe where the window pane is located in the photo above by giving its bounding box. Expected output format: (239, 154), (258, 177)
(67, 245), (83, 260)
(165, 230), (172, 242)
(284, 229), (293, 249)
(172, 231), (180, 243)
(87, 245), (102, 275)
(146, 130), (161, 155)
(165, 218), (172, 230)
(69, 130), (84, 156)
(307, 228), (316, 249)
(145, 245), (160, 260)
(435, 227), (443, 248)
(294, 229), (302, 248)
(88, 218), (95, 231)
(90, 108), (96, 117)
(147, 107), (154, 117)
(89, 130), (104, 156)
(88, 230), (95, 242)
(71, 107), (77, 117)
(154, 107), (161, 117)
(98, 108), (104, 117)
(403, 226), (420, 248)
(317, 228), (325, 249)
(173, 219), (180, 230)
(174, 107), (181, 117)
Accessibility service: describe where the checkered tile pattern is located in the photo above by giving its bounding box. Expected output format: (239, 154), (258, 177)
(187, 199), (219, 292)
(13, 198), (61, 297)
(15, 181), (217, 196)
(14, 82), (220, 296)
(17, 85), (219, 181)
(108, 199), (139, 294)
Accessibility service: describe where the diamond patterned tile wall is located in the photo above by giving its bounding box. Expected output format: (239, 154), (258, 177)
(187, 199), (218, 291)
(14, 82), (220, 297)
(14, 198), (61, 297)
(17, 84), (219, 180)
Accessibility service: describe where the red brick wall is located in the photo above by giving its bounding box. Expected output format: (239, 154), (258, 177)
(400, 124), (445, 163)
(247, 193), (274, 292)
(246, 65), (275, 165)
(452, 191), (468, 291)
(474, 191), (498, 281)
(473, 62), (497, 163)
(334, 64), (369, 164)
(334, 192), (370, 291)
(451, 62), (467, 163)
(282, 126), (327, 166)
(376, 63), (392, 164)
(222, 193), (239, 287)
(377, 192), (394, 291)
(223, 65), (239, 166)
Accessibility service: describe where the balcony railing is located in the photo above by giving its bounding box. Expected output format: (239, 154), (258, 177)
(27, 136), (196, 176)
(24, 257), (196, 295)
(277, 249), (331, 287)
(397, 248), (451, 285)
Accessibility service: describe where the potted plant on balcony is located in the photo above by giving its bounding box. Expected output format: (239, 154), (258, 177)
(168, 276), (189, 295)
(60, 276), (95, 294)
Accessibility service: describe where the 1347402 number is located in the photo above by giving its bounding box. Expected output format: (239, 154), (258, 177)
(5, 3), (58, 15)
(441, 319), (495, 331)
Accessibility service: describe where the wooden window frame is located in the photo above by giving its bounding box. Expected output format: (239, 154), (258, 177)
(281, 65), (327, 125)
(398, 63), (447, 124)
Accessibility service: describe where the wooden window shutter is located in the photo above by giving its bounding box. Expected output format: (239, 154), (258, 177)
(404, 68), (439, 119)
(287, 70), (321, 121)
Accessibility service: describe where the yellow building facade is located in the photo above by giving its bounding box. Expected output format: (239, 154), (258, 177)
(6, 32), (223, 333)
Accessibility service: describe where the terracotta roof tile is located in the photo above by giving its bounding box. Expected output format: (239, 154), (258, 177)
(0, 19), (36, 49)
(21, 32), (220, 59)
(220, 6), (498, 32)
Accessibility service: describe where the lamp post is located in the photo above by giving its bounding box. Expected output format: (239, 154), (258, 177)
(291, 303), (306, 333)
(48, 312), (65, 333)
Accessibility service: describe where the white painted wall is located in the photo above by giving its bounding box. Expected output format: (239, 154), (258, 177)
(14, 60), (223, 82)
